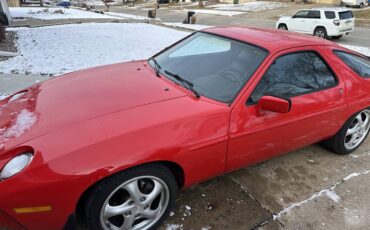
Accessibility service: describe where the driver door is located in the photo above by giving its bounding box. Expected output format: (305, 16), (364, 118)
(227, 47), (347, 170)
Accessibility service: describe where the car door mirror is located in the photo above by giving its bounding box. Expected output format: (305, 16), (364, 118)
(257, 95), (291, 116)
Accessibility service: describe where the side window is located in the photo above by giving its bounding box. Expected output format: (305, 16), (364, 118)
(308, 10), (321, 19)
(334, 51), (370, 78)
(293, 11), (309, 18)
(248, 52), (337, 104)
(325, 11), (336, 19)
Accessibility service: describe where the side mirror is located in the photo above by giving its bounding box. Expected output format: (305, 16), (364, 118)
(257, 95), (291, 116)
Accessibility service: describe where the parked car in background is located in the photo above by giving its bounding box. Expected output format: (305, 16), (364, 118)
(277, 8), (355, 39)
(1, 27), (370, 230)
(341, 0), (368, 8)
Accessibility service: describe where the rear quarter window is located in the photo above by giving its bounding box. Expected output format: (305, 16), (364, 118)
(334, 51), (370, 78)
(339, 11), (353, 20)
(325, 11), (336, 19)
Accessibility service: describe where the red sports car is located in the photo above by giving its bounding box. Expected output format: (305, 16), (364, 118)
(1, 27), (370, 230)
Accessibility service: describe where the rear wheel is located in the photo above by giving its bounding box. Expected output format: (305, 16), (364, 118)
(324, 109), (370, 155)
(340, 1), (346, 6)
(314, 27), (328, 39)
(278, 24), (288, 30)
(359, 2), (364, 8)
(85, 164), (178, 230)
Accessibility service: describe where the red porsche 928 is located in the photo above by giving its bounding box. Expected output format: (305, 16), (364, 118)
(1, 27), (370, 230)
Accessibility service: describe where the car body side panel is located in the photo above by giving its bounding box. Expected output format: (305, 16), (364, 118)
(227, 46), (349, 170)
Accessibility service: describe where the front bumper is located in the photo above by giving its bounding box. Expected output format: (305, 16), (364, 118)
(0, 210), (26, 230)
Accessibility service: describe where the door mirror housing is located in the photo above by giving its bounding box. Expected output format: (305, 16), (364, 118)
(257, 95), (291, 116)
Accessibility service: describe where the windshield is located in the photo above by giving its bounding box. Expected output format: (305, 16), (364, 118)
(150, 32), (268, 103)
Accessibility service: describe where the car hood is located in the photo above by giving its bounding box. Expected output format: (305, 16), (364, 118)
(0, 61), (186, 149)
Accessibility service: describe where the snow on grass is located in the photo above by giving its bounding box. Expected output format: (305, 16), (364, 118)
(1, 23), (188, 75)
(0, 109), (37, 144)
(340, 44), (370, 56)
(103, 11), (157, 20)
(163, 22), (213, 30)
(208, 1), (286, 12)
(9, 7), (120, 20)
(174, 9), (245, 16)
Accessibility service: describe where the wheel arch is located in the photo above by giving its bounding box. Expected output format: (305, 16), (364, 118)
(74, 160), (185, 226)
(278, 23), (288, 29)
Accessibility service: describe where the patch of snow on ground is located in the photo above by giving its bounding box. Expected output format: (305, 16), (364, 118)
(208, 1), (286, 12)
(163, 22), (213, 31)
(103, 11), (157, 20)
(166, 224), (183, 230)
(325, 190), (341, 203)
(1, 23), (188, 75)
(0, 109), (37, 143)
(175, 9), (245, 16)
(340, 44), (370, 56)
(9, 7), (120, 20)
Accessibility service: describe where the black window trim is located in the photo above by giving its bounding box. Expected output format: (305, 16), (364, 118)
(333, 49), (370, 78)
(246, 49), (339, 106)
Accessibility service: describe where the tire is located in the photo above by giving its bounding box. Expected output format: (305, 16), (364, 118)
(340, 1), (345, 6)
(332, 35), (343, 39)
(324, 109), (370, 155)
(359, 2), (364, 8)
(278, 24), (288, 30)
(85, 164), (178, 230)
(313, 27), (328, 39)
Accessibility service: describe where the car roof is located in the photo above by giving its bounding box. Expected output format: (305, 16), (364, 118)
(301, 7), (351, 12)
(202, 26), (338, 52)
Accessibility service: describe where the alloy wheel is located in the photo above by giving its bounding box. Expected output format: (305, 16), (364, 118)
(100, 176), (170, 230)
(315, 30), (325, 38)
(344, 110), (370, 150)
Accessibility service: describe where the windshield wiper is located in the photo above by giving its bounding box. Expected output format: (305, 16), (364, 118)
(149, 57), (161, 78)
(164, 70), (200, 98)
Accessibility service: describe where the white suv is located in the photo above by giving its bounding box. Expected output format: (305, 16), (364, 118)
(341, 0), (368, 8)
(276, 8), (355, 39)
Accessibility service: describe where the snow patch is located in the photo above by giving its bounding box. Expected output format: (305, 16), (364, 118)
(166, 224), (183, 230)
(208, 1), (286, 12)
(103, 12), (158, 20)
(273, 170), (370, 220)
(2, 23), (189, 75)
(0, 109), (37, 144)
(174, 9), (245, 16)
(340, 44), (370, 56)
(9, 7), (120, 20)
(163, 22), (213, 31)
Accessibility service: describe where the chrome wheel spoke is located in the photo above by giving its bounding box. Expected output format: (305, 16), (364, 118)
(104, 202), (132, 218)
(143, 180), (163, 206)
(121, 215), (136, 230)
(141, 208), (160, 220)
(124, 180), (145, 204)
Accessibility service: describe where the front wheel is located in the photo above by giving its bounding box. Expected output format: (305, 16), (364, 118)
(324, 109), (370, 155)
(85, 164), (178, 230)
